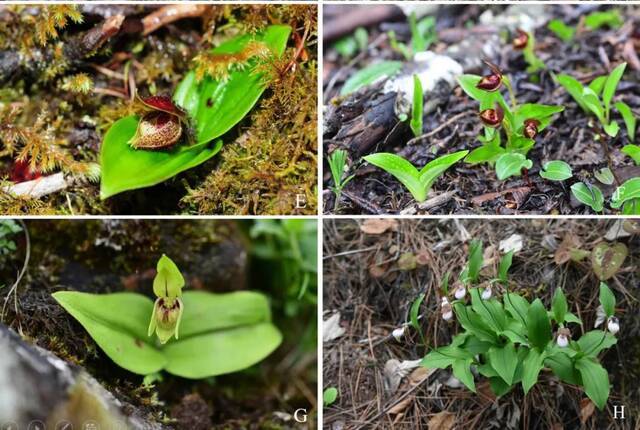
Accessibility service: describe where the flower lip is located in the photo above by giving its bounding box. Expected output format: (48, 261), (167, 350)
(512, 29), (529, 50)
(556, 327), (571, 347)
(607, 316), (620, 334)
(481, 286), (492, 300)
(523, 118), (541, 139)
(479, 105), (504, 128)
(476, 60), (503, 92)
(454, 284), (466, 300)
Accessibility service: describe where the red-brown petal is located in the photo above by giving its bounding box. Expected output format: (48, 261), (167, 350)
(139, 95), (186, 118)
(479, 106), (504, 128)
(512, 29), (529, 50)
(130, 111), (183, 149)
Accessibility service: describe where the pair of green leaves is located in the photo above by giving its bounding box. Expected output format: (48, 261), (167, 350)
(363, 150), (468, 202)
(571, 177), (640, 214)
(557, 62), (629, 137)
(53, 289), (282, 379)
(100, 25), (292, 199)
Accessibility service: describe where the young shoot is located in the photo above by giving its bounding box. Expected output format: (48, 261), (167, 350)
(328, 149), (355, 210)
(410, 75), (424, 137)
(363, 150), (468, 202)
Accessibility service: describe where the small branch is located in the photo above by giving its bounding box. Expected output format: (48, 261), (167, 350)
(3, 173), (68, 199)
(142, 5), (209, 36)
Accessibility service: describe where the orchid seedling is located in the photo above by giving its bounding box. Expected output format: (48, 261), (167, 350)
(328, 149), (355, 210)
(556, 62), (627, 138)
(53, 254), (282, 379)
(422, 240), (618, 410)
(458, 61), (564, 180)
(362, 150), (468, 202)
(512, 29), (545, 74)
(410, 74), (424, 137)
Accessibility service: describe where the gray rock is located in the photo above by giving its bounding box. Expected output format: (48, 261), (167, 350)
(0, 324), (163, 430)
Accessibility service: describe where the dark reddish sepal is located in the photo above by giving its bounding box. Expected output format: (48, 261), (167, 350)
(512, 29), (529, 50)
(479, 105), (504, 128)
(523, 118), (540, 139)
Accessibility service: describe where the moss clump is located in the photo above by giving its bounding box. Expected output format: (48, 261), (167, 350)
(0, 5), (317, 215)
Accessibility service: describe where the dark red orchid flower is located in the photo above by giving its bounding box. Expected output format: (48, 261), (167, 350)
(476, 60), (503, 92)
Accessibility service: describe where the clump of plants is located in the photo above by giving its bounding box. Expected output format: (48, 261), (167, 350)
(53, 254), (282, 379)
(422, 241), (619, 410)
(458, 61), (564, 180)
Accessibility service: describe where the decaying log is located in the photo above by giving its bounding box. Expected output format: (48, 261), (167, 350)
(324, 86), (399, 159)
(0, 15), (124, 85)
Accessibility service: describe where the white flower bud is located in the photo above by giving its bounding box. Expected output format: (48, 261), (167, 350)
(607, 317), (620, 334)
(441, 297), (453, 321)
(454, 285), (466, 300)
(392, 326), (406, 341)
(557, 334), (568, 348)
(481, 287), (492, 300)
(556, 327), (571, 348)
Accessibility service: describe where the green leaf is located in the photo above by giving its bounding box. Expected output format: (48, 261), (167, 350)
(418, 150), (469, 192)
(333, 36), (358, 59)
(329, 149), (349, 189)
(521, 348), (545, 394)
(527, 299), (552, 350)
(621, 144), (640, 165)
(616, 101), (636, 141)
(575, 357), (610, 410)
(495, 153), (533, 180)
(52, 291), (166, 375)
(598, 282), (616, 317)
(581, 87), (605, 122)
(498, 250), (513, 283)
(100, 25), (290, 199)
(340, 61), (403, 96)
(410, 75), (424, 137)
(465, 143), (505, 164)
(547, 19), (575, 42)
(545, 351), (580, 385)
(164, 322), (282, 379)
(421, 344), (472, 369)
(323, 387), (339, 406)
(603, 120), (619, 138)
(588, 76), (607, 96)
(453, 358), (476, 392)
(461, 336), (492, 355)
(564, 312), (583, 325)
(470, 288), (506, 332)
(515, 104), (564, 122)
(577, 330), (617, 357)
(503, 293), (530, 326)
(488, 342), (518, 385)
(489, 376), (513, 397)
(410, 293), (425, 344)
(611, 177), (640, 209)
(362, 153), (423, 200)
(557, 74), (588, 112)
(153, 254), (184, 298)
(179, 290), (272, 338)
(453, 303), (498, 342)
(467, 240), (483, 283)
(594, 167), (615, 185)
(540, 160), (572, 181)
(585, 10), (623, 30)
(591, 242), (628, 281)
(551, 288), (568, 324)
(100, 117), (223, 199)
(571, 182), (604, 212)
(622, 198), (640, 214)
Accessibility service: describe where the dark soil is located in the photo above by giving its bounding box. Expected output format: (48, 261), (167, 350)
(323, 218), (640, 429)
(0, 220), (317, 429)
(323, 4), (640, 214)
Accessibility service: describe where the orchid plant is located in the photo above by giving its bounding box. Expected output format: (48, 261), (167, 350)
(423, 240), (618, 410)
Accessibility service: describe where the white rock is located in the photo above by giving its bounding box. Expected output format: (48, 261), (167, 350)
(323, 312), (346, 342)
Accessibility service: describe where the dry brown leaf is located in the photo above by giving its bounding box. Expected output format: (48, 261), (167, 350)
(408, 366), (431, 385)
(360, 219), (398, 234)
(369, 264), (387, 278)
(580, 398), (595, 424)
(554, 234), (581, 265)
(416, 251), (431, 266)
(387, 395), (414, 415)
(428, 410), (455, 430)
